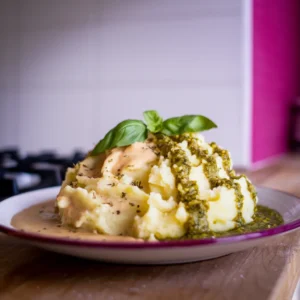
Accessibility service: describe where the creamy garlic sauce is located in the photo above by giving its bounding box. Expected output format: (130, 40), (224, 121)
(104, 142), (158, 176)
(11, 200), (142, 242)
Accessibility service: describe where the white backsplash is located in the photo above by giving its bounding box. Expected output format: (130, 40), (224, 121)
(0, 0), (249, 166)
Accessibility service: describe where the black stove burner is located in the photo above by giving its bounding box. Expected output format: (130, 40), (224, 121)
(0, 148), (85, 201)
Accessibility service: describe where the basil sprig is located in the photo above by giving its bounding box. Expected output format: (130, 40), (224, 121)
(91, 110), (217, 155)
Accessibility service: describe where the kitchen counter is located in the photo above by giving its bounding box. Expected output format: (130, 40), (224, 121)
(1, 155), (300, 300)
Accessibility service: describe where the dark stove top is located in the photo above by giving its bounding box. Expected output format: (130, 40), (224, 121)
(0, 148), (86, 201)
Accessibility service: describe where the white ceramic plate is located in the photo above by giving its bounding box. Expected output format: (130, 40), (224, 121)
(0, 186), (300, 264)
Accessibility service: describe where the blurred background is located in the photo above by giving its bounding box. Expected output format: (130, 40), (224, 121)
(0, 0), (300, 196)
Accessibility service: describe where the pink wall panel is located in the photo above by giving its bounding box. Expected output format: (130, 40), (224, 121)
(252, 0), (300, 163)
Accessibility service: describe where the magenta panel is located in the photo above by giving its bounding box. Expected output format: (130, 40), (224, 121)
(252, 0), (300, 163)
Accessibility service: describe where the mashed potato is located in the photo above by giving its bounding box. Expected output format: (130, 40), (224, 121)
(56, 133), (257, 240)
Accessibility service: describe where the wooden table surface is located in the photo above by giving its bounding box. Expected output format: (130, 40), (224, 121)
(1, 155), (300, 300)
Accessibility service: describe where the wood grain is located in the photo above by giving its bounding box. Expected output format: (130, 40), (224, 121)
(1, 155), (300, 300)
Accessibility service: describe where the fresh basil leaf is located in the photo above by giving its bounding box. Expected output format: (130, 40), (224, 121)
(161, 115), (217, 136)
(91, 120), (148, 155)
(143, 110), (163, 133)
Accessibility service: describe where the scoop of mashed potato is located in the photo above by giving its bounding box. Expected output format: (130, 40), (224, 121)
(56, 133), (257, 240)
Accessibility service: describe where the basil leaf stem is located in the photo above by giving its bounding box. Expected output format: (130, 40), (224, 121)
(143, 110), (163, 133)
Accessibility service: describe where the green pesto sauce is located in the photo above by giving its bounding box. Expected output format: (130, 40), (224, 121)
(156, 134), (210, 234)
(155, 133), (282, 239)
(155, 133), (260, 235)
(210, 177), (245, 225)
(182, 205), (283, 239)
(246, 179), (258, 205)
(184, 135), (246, 226)
(210, 142), (231, 172)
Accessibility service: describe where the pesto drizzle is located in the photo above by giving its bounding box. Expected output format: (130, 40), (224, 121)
(205, 205), (283, 237)
(173, 133), (245, 227)
(209, 142), (258, 222)
(163, 205), (283, 240)
(210, 142), (231, 172)
(246, 179), (258, 206)
(155, 134), (210, 235)
(155, 133), (271, 238)
(210, 178), (245, 225)
(228, 170), (258, 206)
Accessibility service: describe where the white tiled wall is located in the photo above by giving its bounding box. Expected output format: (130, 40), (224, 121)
(0, 0), (248, 165)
